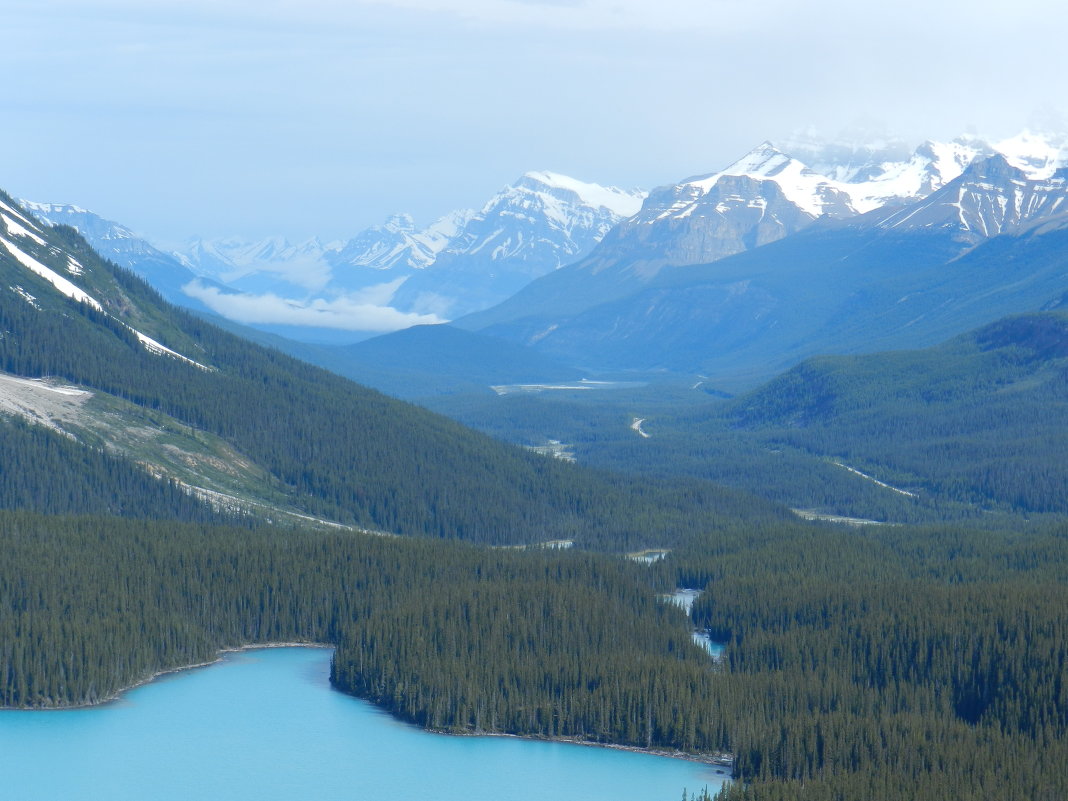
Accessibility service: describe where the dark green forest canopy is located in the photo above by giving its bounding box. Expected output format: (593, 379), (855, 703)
(2, 511), (1066, 801)
(674, 520), (1068, 801)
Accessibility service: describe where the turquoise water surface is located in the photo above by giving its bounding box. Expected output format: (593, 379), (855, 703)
(0, 646), (726, 801)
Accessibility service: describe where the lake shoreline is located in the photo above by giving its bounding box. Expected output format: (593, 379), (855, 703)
(3, 646), (724, 801)
(0, 641), (332, 712)
(2, 642), (734, 774)
(435, 728), (735, 771)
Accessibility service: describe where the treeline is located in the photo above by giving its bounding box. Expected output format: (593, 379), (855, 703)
(0, 509), (723, 760)
(667, 521), (1068, 801)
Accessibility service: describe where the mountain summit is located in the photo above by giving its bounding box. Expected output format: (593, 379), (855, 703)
(383, 171), (645, 317)
(165, 171), (645, 336)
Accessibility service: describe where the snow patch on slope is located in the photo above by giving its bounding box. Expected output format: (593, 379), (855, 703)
(0, 236), (104, 310)
(1, 213), (48, 246)
(1, 233), (210, 369)
(9, 285), (39, 309)
(130, 329), (211, 370)
(0, 198), (46, 233)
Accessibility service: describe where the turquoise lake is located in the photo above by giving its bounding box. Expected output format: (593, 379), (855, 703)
(0, 646), (728, 801)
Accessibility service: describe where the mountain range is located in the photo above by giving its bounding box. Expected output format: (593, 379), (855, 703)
(452, 131), (1068, 387)
(18, 129), (1068, 395)
(174, 171), (644, 335)
(25, 171), (644, 343)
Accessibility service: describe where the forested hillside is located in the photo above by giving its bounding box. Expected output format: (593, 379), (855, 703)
(724, 310), (1068, 514)
(2, 510), (1066, 801)
(0, 419), (226, 522)
(0, 197), (779, 549)
(677, 520), (1068, 801)
(437, 311), (1068, 524)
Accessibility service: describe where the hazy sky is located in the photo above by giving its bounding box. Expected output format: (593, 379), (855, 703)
(3, 0), (1066, 244)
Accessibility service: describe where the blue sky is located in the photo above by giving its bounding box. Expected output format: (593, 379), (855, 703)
(3, 0), (1066, 244)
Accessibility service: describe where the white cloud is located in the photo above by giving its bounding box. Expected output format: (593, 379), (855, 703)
(182, 279), (445, 332)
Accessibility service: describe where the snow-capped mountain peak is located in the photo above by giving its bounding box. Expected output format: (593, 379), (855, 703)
(645, 136), (1001, 229)
(668, 142), (852, 220)
(517, 171), (645, 218)
(992, 130), (1067, 180)
(833, 137), (991, 213)
(631, 143), (836, 233)
(877, 149), (1068, 240)
(443, 172), (645, 262)
(373, 172), (646, 318)
(331, 208), (474, 275)
(714, 140), (797, 181)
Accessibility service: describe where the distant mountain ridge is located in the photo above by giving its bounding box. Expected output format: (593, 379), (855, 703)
(168, 171), (646, 333)
(21, 171), (644, 342)
(541, 133), (1041, 288)
(450, 130), (1068, 387)
(15, 201), (224, 314)
(20, 129), (1068, 376)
